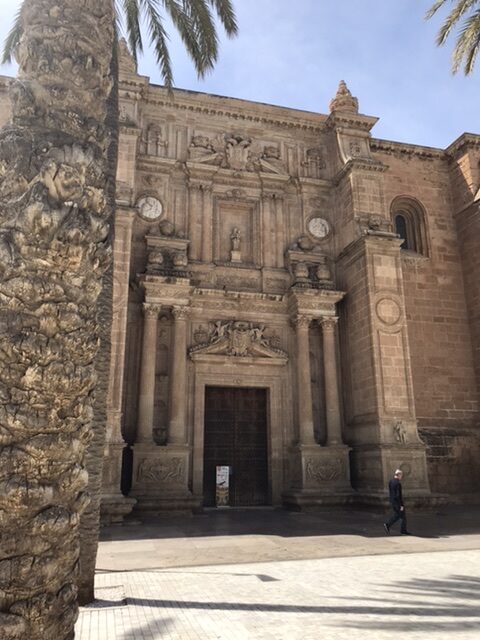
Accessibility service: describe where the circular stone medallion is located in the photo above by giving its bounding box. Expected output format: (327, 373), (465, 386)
(137, 195), (163, 221)
(308, 217), (330, 239)
(376, 297), (401, 325)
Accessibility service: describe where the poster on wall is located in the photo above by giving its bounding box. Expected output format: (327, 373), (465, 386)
(216, 465), (230, 507)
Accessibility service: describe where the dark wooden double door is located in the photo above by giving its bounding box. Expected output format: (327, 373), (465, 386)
(203, 386), (269, 507)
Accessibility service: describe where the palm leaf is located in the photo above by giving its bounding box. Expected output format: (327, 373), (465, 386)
(452, 9), (480, 72)
(2, 0), (238, 86)
(2, 7), (22, 65)
(426, 0), (480, 74)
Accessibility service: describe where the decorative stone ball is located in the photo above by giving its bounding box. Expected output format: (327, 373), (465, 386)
(159, 219), (175, 236)
(294, 262), (309, 279)
(297, 235), (314, 251)
(316, 261), (331, 281)
(173, 252), (188, 267)
(148, 249), (164, 266)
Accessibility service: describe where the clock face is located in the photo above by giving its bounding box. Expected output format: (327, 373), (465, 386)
(308, 217), (330, 239)
(137, 196), (163, 221)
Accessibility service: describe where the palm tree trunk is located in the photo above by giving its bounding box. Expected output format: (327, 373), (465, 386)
(0, 0), (115, 637)
(77, 32), (120, 606)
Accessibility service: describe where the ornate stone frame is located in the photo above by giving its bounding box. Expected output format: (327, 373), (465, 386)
(212, 197), (261, 266)
(191, 360), (289, 506)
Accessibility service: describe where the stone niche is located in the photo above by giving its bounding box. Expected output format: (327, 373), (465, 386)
(213, 199), (260, 265)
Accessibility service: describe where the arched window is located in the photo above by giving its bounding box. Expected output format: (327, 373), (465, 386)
(394, 213), (414, 251)
(391, 197), (429, 257)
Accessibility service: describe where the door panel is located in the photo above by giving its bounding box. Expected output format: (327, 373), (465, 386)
(203, 386), (268, 507)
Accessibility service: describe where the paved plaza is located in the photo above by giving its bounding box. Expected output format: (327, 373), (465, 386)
(76, 507), (480, 639)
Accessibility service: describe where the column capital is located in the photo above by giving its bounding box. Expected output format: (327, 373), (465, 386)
(189, 180), (212, 193)
(172, 306), (190, 321)
(293, 314), (312, 330)
(320, 316), (338, 331)
(143, 303), (161, 319)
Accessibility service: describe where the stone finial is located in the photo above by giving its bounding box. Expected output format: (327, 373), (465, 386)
(118, 38), (137, 74)
(329, 80), (359, 114)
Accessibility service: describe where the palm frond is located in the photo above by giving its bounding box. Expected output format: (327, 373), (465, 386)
(426, 0), (480, 74)
(425, 0), (450, 20)
(436, 0), (478, 45)
(139, 0), (174, 88)
(208, 0), (238, 37)
(121, 0), (144, 64)
(2, 6), (23, 65)
(452, 9), (480, 72)
(2, 0), (238, 87)
(161, 0), (203, 71)
(183, 0), (219, 76)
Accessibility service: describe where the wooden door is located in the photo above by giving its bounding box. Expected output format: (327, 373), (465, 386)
(203, 386), (268, 507)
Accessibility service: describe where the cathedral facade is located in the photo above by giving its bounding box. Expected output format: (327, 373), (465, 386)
(1, 45), (479, 518)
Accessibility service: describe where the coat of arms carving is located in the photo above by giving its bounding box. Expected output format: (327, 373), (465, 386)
(189, 321), (288, 360)
(188, 133), (286, 174)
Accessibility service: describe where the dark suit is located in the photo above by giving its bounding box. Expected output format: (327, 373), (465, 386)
(386, 477), (407, 533)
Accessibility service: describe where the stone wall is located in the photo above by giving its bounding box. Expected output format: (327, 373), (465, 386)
(372, 144), (480, 493)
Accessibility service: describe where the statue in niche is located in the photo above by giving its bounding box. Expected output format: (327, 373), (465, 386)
(303, 147), (326, 179)
(230, 227), (241, 251)
(394, 421), (408, 445)
(140, 124), (167, 157)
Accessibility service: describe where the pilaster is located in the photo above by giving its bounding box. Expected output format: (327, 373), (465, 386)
(337, 233), (430, 499)
(101, 204), (137, 523)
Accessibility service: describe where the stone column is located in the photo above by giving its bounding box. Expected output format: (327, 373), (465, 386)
(136, 303), (160, 443)
(275, 196), (285, 268)
(168, 306), (190, 444)
(295, 314), (316, 445)
(262, 193), (273, 267)
(321, 317), (344, 446)
(201, 185), (213, 263)
(188, 183), (202, 261)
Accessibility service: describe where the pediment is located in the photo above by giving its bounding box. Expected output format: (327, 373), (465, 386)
(189, 320), (288, 362)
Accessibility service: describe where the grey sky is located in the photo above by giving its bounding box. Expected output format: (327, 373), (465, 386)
(0, 0), (478, 148)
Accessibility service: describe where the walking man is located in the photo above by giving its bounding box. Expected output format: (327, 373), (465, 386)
(384, 469), (411, 535)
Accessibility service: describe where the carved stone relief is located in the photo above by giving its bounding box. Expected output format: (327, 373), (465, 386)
(356, 214), (392, 236)
(137, 457), (185, 484)
(305, 456), (345, 482)
(376, 297), (402, 326)
(188, 132), (286, 173)
(189, 320), (288, 359)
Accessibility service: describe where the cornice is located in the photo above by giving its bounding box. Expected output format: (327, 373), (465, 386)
(445, 133), (480, 159)
(370, 138), (444, 159)
(326, 112), (379, 132)
(333, 158), (387, 184)
(140, 84), (328, 133)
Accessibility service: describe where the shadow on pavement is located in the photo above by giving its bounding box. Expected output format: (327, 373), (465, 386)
(333, 574), (480, 632)
(100, 505), (480, 543)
